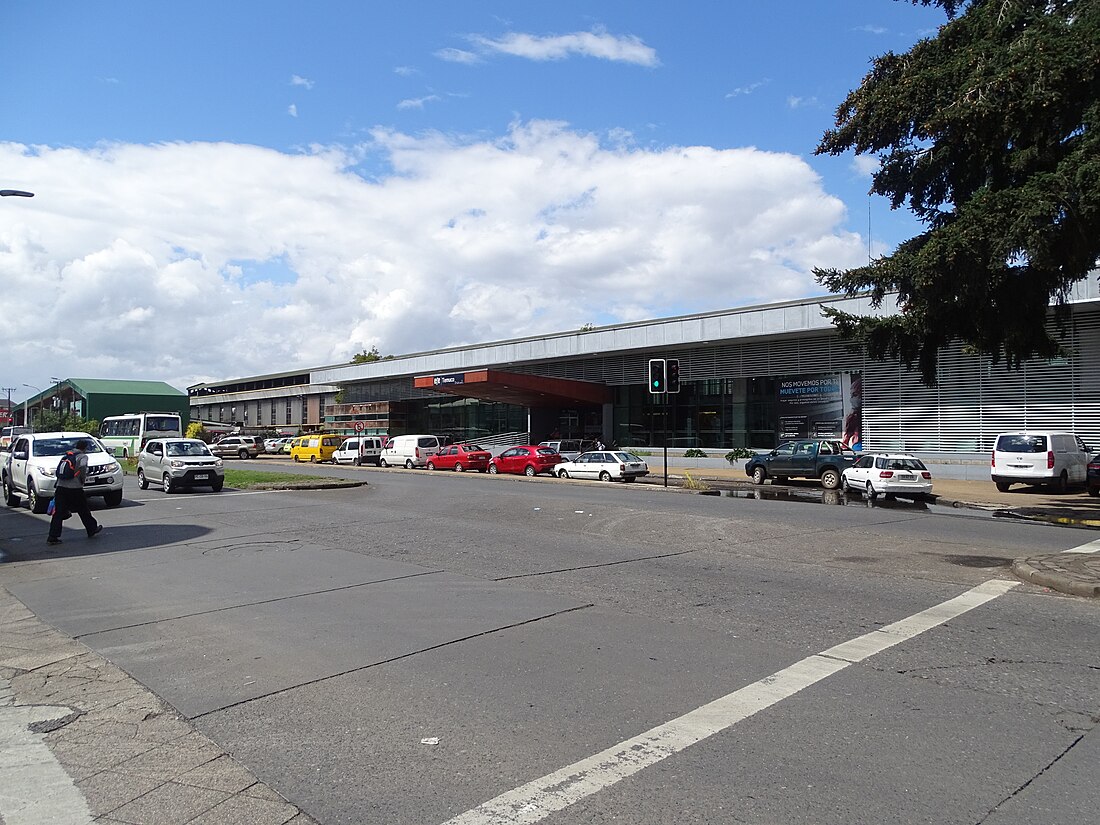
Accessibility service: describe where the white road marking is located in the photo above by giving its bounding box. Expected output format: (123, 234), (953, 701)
(0, 679), (93, 824)
(1063, 536), (1100, 553)
(442, 579), (1019, 825)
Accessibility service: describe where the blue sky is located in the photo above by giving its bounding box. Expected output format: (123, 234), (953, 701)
(1, 1), (947, 392)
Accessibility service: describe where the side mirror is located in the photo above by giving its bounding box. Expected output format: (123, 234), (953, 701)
(105, 446), (117, 456)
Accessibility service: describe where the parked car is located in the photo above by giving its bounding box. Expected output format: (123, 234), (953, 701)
(332, 436), (385, 466)
(264, 437), (288, 453)
(1088, 456), (1100, 497)
(281, 439), (295, 454)
(427, 444), (492, 472)
(990, 431), (1090, 492)
(489, 445), (561, 476)
(538, 439), (585, 461)
(210, 435), (264, 459)
(842, 453), (932, 500)
(2, 432), (124, 513)
(290, 434), (344, 463)
(137, 438), (224, 493)
(554, 450), (649, 482)
(744, 439), (858, 490)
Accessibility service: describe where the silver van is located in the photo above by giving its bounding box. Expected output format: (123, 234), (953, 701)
(379, 434), (442, 469)
(991, 431), (1091, 492)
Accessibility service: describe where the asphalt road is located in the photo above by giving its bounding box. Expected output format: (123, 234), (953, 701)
(2, 464), (1097, 824)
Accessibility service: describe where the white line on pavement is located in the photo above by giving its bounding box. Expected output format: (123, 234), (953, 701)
(0, 680), (93, 824)
(441, 579), (1020, 825)
(128, 489), (292, 503)
(1063, 536), (1100, 553)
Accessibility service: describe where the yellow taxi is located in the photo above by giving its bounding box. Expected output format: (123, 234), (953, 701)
(290, 434), (345, 463)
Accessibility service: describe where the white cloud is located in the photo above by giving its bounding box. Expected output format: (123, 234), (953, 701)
(851, 154), (881, 178)
(0, 124), (868, 391)
(397, 95), (441, 110)
(394, 66), (418, 77)
(435, 48), (481, 65)
(853, 24), (888, 35)
(470, 30), (658, 66)
(290, 74), (315, 89)
(787, 95), (820, 109)
(287, 104), (298, 117)
(726, 79), (769, 99)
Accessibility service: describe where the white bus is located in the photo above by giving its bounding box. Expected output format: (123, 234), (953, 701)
(99, 412), (184, 457)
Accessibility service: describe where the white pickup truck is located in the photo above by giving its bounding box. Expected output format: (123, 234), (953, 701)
(2, 431), (124, 513)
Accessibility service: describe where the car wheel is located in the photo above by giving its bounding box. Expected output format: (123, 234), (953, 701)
(28, 482), (48, 514)
(211, 480), (224, 492)
(558, 470), (570, 479)
(841, 476), (852, 493)
(309, 455), (316, 463)
(3, 475), (18, 507)
(162, 473), (174, 493)
(405, 459), (414, 470)
(454, 462), (463, 472)
(524, 465), (537, 477)
(488, 464), (499, 474)
(1053, 471), (1069, 494)
(237, 449), (249, 460)
(426, 461), (436, 471)
(865, 481), (877, 500)
(752, 466), (766, 485)
(380, 458), (388, 467)
(104, 490), (123, 507)
(820, 469), (840, 490)
(599, 470), (612, 482)
(995, 481), (1011, 493)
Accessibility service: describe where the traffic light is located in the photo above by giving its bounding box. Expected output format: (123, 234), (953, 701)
(648, 358), (666, 394)
(666, 358), (680, 393)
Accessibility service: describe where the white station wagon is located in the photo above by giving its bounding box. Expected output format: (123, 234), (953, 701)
(842, 453), (933, 500)
(553, 451), (649, 482)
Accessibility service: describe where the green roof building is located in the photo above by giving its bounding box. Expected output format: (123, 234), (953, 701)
(18, 379), (189, 427)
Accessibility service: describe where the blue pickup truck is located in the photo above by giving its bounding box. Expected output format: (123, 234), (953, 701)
(744, 439), (858, 490)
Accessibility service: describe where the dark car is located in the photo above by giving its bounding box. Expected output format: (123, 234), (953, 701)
(489, 446), (561, 477)
(1088, 456), (1100, 497)
(427, 444), (492, 473)
(744, 438), (858, 490)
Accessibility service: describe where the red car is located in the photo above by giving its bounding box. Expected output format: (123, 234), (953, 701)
(427, 444), (492, 473)
(489, 446), (561, 477)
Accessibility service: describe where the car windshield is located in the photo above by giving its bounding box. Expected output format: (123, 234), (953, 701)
(885, 458), (926, 470)
(33, 438), (104, 456)
(166, 441), (212, 457)
(997, 435), (1047, 453)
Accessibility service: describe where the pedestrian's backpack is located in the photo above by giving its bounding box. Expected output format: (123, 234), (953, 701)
(56, 450), (79, 481)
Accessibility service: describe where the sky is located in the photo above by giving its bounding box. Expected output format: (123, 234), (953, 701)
(0, 1), (949, 400)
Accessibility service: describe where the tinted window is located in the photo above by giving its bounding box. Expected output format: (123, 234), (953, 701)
(996, 435), (1047, 453)
(146, 415), (181, 433)
(886, 458), (927, 470)
(418, 437), (438, 448)
(536, 448), (558, 456)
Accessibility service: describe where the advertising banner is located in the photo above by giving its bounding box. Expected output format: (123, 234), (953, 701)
(777, 375), (843, 440)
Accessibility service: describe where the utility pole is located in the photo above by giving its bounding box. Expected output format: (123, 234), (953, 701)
(1, 387), (15, 426)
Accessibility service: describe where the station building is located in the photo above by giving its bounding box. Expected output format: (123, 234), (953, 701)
(188, 282), (1100, 456)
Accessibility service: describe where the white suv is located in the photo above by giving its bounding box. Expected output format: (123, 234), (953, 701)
(2, 432), (124, 513)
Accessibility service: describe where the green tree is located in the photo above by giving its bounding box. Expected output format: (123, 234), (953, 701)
(33, 409), (98, 434)
(351, 346), (395, 363)
(815, 0), (1100, 383)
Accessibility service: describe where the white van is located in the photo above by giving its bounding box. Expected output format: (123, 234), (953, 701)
(991, 431), (1091, 492)
(332, 436), (384, 466)
(380, 434), (443, 469)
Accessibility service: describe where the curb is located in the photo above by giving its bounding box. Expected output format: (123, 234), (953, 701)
(246, 480), (365, 491)
(1012, 556), (1100, 598)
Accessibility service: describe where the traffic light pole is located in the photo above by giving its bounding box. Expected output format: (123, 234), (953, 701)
(663, 401), (669, 488)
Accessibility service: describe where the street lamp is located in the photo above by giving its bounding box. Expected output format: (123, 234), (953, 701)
(21, 383), (41, 432)
(50, 377), (64, 426)
(1, 190), (34, 198)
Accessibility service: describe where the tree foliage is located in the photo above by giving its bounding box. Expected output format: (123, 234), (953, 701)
(351, 346), (394, 364)
(815, 0), (1100, 382)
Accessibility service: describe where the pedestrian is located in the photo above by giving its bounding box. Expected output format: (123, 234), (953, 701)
(595, 438), (605, 450)
(47, 438), (102, 546)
